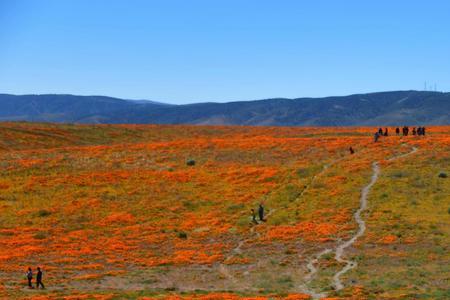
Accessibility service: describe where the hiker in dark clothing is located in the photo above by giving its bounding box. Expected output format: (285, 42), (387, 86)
(36, 267), (45, 289)
(374, 132), (379, 142)
(251, 209), (258, 224)
(384, 128), (388, 136)
(349, 147), (355, 154)
(258, 203), (265, 222)
(26, 267), (33, 289)
(412, 127), (417, 136)
(417, 126), (426, 136)
(378, 128), (383, 135)
(403, 126), (409, 136)
(395, 127), (400, 135)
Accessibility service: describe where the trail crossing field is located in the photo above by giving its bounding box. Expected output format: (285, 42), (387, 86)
(0, 123), (448, 299)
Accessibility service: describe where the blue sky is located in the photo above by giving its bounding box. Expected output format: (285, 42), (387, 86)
(1, 0), (449, 104)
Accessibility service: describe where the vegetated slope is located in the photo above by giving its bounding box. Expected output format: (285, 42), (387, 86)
(0, 94), (171, 123)
(1, 91), (450, 125)
(0, 123), (449, 299)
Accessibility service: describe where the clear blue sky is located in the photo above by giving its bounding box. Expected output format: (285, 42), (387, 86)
(1, 0), (449, 104)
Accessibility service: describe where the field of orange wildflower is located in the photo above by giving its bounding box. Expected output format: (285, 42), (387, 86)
(0, 123), (448, 299)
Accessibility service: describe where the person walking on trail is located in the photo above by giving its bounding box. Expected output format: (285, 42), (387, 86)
(26, 267), (33, 289)
(36, 267), (45, 289)
(378, 128), (383, 135)
(412, 127), (417, 136)
(349, 147), (355, 154)
(258, 203), (265, 222)
(384, 128), (389, 136)
(251, 208), (258, 224)
(374, 132), (379, 142)
(395, 127), (400, 135)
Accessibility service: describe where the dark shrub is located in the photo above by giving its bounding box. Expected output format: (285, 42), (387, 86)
(178, 232), (187, 239)
(34, 232), (47, 240)
(438, 172), (447, 178)
(37, 209), (51, 217)
(186, 159), (196, 166)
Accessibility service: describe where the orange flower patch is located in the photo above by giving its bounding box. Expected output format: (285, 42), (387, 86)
(378, 234), (398, 244)
(265, 222), (338, 242)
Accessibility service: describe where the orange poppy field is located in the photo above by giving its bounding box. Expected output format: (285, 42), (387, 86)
(0, 123), (448, 299)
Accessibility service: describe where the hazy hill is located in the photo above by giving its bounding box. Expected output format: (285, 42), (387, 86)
(1, 91), (449, 125)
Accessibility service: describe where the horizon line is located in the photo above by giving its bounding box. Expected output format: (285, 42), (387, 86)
(1, 89), (447, 105)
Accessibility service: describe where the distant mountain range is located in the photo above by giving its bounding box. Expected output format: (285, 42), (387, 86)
(1, 91), (449, 126)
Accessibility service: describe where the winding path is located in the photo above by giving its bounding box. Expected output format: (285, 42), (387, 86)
(217, 208), (277, 289)
(332, 146), (418, 290)
(332, 161), (379, 290)
(301, 145), (418, 298)
(299, 249), (332, 299)
(219, 145), (419, 297)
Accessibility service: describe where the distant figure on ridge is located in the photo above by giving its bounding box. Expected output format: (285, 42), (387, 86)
(349, 147), (355, 154)
(36, 267), (45, 289)
(374, 132), (379, 142)
(258, 203), (265, 222)
(418, 126), (426, 136)
(26, 267), (33, 289)
(384, 128), (388, 136)
(412, 127), (417, 136)
(402, 126), (409, 136)
(395, 127), (400, 135)
(378, 128), (383, 135)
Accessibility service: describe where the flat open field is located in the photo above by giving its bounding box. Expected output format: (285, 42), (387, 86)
(0, 123), (448, 299)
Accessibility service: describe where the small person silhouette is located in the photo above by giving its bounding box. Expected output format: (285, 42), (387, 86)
(349, 147), (355, 154)
(258, 203), (265, 222)
(36, 267), (45, 289)
(26, 267), (33, 289)
(374, 132), (379, 142)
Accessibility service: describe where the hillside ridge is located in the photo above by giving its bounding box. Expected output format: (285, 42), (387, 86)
(1, 90), (449, 125)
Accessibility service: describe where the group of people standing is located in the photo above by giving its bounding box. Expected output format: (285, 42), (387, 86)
(396, 126), (426, 136)
(26, 267), (45, 289)
(374, 126), (426, 142)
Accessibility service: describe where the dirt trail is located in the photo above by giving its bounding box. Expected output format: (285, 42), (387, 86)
(332, 146), (418, 291)
(299, 146), (418, 298)
(219, 146), (419, 295)
(332, 161), (379, 290)
(218, 208), (276, 288)
(296, 157), (347, 297)
(298, 249), (332, 299)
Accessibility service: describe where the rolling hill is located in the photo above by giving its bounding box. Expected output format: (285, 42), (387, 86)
(1, 90), (449, 126)
(0, 122), (448, 299)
